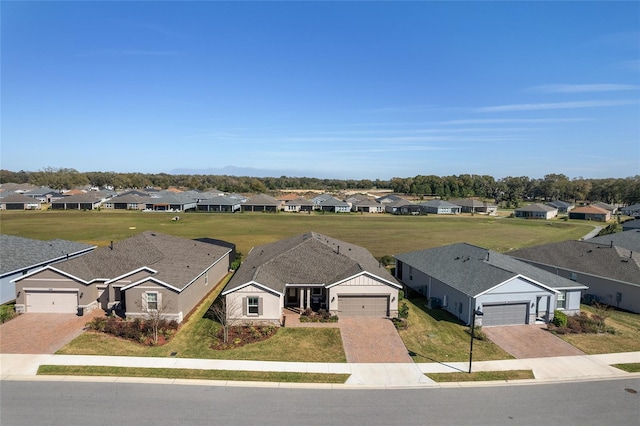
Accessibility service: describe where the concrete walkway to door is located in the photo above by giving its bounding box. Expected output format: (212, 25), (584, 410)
(483, 324), (585, 359)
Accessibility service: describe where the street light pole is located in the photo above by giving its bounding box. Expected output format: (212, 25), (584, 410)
(469, 308), (483, 374)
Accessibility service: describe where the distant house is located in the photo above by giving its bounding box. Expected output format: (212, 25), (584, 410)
(50, 193), (105, 210)
(545, 200), (574, 214)
(0, 194), (41, 210)
(241, 194), (280, 212)
(419, 200), (461, 215)
(449, 198), (498, 215)
(144, 191), (198, 212)
(384, 198), (422, 215)
(23, 187), (58, 204)
(511, 232), (640, 314)
(105, 193), (153, 210)
(514, 203), (558, 219)
(284, 197), (314, 213)
(569, 205), (611, 222)
(352, 199), (384, 213)
(317, 196), (351, 213)
(196, 195), (242, 213)
(13, 232), (233, 322)
(592, 202), (617, 215)
(311, 193), (335, 208)
(0, 235), (95, 305)
(377, 194), (406, 205)
(222, 232), (401, 324)
(395, 243), (586, 326)
(621, 204), (640, 217)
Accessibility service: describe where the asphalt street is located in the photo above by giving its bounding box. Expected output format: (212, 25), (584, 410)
(1, 378), (638, 425)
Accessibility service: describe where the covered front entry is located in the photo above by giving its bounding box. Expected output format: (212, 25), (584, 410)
(482, 303), (528, 326)
(338, 295), (389, 317)
(285, 287), (327, 311)
(25, 290), (78, 313)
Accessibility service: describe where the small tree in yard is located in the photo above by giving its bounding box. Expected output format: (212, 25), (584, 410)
(207, 296), (241, 344)
(136, 293), (172, 345)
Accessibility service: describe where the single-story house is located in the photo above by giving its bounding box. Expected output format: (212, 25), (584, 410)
(419, 200), (462, 215)
(0, 235), (95, 305)
(545, 200), (574, 214)
(376, 194), (406, 205)
(50, 193), (105, 210)
(13, 232), (234, 323)
(592, 202), (617, 215)
(284, 197), (314, 212)
(0, 194), (41, 210)
(514, 203), (558, 219)
(510, 232), (640, 313)
(317, 197), (351, 213)
(196, 195), (242, 212)
(622, 219), (640, 231)
(311, 193), (336, 207)
(449, 198), (498, 215)
(385, 198), (423, 215)
(23, 186), (58, 203)
(395, 243), (587, 326)
(621, 204), (640, 217)
(352, 199), (384, 213)
(104, 193), (153, 210)
(222, 232), (401, 324)
(144, 192), (198, 212)
(241, 194), (280, 212)
(569, 205), (611, 222)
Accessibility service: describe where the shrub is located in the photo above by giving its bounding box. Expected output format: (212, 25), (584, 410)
(0, 304), (17, 324)
(398, 290), (405, 301)
(398, 302), (409, 319)
(552, 310), (567, 327)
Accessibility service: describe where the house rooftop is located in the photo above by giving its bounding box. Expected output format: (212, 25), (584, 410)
(516, 203), (557, 212)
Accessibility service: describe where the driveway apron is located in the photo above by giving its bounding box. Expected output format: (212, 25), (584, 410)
(339, 317), (413, 363)
(0, 310), (103, 354)
(483, 324), (585, 359)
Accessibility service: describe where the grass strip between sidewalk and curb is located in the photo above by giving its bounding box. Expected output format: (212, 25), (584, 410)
(426, 370), (534, 382)
(37, 365), (350, 384)
(612, 363), (640, 373)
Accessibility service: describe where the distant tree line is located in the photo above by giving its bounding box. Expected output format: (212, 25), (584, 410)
(1, 168), (638, 206)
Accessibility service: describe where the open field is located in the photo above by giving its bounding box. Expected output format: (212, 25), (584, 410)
(0, 210), (593, 257)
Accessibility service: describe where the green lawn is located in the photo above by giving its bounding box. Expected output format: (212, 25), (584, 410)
(37, 365), (349, 383)
(554, 305), (640, 354)
(0, 210), (592, 258)
(612, 363), (640, 373)
(426, 370), (535, 382)
(398, 297), (513, 362)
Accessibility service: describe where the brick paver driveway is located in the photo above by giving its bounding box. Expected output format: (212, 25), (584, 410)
(483, 324), (585, 359)
(339, 317), (413, 363)
(0, 310), (104, 354)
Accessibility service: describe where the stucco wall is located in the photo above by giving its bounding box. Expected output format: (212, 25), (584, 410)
(176, 255), (230, 319)
(226, 284), (282, 325)
(124, 281), (182, 322)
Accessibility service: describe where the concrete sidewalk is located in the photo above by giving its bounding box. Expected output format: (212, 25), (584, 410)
(2, 352), (638, 388)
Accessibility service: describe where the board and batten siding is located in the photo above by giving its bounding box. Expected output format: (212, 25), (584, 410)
(328, 274), (399, 317)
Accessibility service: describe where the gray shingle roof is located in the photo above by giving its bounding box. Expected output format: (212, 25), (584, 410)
(586, 230), (640, 253)
(546, 200), (573, 209)
(49, 232), (232, 290)
(419, 200), (461, 208)
(285, 197), (314, 206)
(510, 239), (640, 285)
(224, 232), (398, 294)
(0, 235), (95, 276)
(515, 203), (557, 212)
(0, 194), (39, 203)
(243, 194), (280, 206)
(395, 243), (583, 297)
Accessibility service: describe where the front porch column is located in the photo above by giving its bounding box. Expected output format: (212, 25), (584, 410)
(299, 289), (304, 310)
(306, 288), (311, 309)
(546, 296), (552, 321)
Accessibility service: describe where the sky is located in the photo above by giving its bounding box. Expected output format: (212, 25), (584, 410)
(1, 1), (639, 180)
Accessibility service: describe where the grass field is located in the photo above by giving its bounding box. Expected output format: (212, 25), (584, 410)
(426, 370), (534, 382)
(0, 210), (593, 257)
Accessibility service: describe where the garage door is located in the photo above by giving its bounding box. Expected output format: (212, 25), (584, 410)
(338, 296), (389, 317)
(482, 303), (528, 326)
(26, 291), (77, 313)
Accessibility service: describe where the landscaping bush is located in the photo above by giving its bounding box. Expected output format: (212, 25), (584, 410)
(552, 310), (567, 327)
(0, 304), (17, 324)
(299, 309), (338, 323)
(85, 315), (178, 345)
(211, 324), (278, 350)
(392, 317), (408, 330)
(398, 301), (410, 319)
(548, 309), (614, 335)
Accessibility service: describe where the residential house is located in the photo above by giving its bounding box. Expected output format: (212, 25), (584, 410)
(510, 232), (640, 313)
(144, 191), (198, 212)
(311, 193), (335, 209)
(23, 186), (58, 204)
(514, 203), (558, 219)
(352, 199), (384, 213)
(13, 232), (234, 322)
(449, 198), (498, 215)
(50, 193), (105, 210)
(384, 198), (423, 215)
(1, 235), (95, 305)
(592, 202), (617, 215)
(376, 194), (406, 205)
(317, 196), (351, 213)
(196, 195), (242, 212)
(419, 199), (462, 215)
(284, 197), (314, 213)
(545, 200), (574, 214)
(222, 232), (401, 324)
(621, 204), (640, 217)
(569, 205), (611, 222)
(106, 193), (153, 210)
(0, 194), (41, 210)
(622, 219), (640, 232)
(395, 243), (586, 326)
(241, 194), (281, 212)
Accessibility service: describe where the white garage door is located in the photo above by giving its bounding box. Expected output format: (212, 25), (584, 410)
(26, 291), (77, 314)
(338, 296), (389, 317)
(482, 303), (528, 326)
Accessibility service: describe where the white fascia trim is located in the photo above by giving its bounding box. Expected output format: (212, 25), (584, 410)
(474, 274), (559, 298)
(326, 271), (402, 289)
(104, 266), (158, 285)
(23, 287), (78, 293)
(222, 281), (282, 297)
(121, 277), (181, 292)
(0, 246), (96, 279)
(11, 265), (89, 284)
(285, 283), (325, 287)
(180, 249), (232, 292)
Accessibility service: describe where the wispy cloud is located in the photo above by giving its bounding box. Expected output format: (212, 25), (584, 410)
(476, 99), (637, 112)
(441, 118), (590, 125)
(526, 84), (639, 93)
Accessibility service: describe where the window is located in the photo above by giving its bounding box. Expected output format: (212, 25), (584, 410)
(556, 291), (566, 310)
(569, 272), (577, 281)
(147, 292), (158, 310)
(409, 266), (413, 281)
(312, 288), (322, 295)
(247, 297), (259, 315)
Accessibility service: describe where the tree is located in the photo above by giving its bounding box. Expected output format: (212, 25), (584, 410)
(135, 293), (172, 345)
(206, 296), (241, 344)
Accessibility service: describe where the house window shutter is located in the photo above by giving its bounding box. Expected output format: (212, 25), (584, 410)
(258, 297), (263, 316)
(242, 297), (247, 316)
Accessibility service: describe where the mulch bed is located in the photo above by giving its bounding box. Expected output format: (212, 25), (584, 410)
(210, 325), (278, 350)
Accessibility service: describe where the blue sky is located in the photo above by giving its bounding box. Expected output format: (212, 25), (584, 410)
(2, 1), (639, 180)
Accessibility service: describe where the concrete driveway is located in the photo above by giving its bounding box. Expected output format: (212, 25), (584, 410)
(339, 317), (413, 363)
(0, 310), (103, 354)
(483, 324), (585, 359)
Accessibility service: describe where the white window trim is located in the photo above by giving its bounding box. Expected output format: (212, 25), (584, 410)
(146, 291), (159, 311)
(247, 296), (259, 316)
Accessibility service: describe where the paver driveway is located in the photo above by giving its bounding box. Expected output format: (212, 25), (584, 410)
(339, 317), (413, 363)
(0, 310), (104, 354)
(483, 324), (585, 359)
